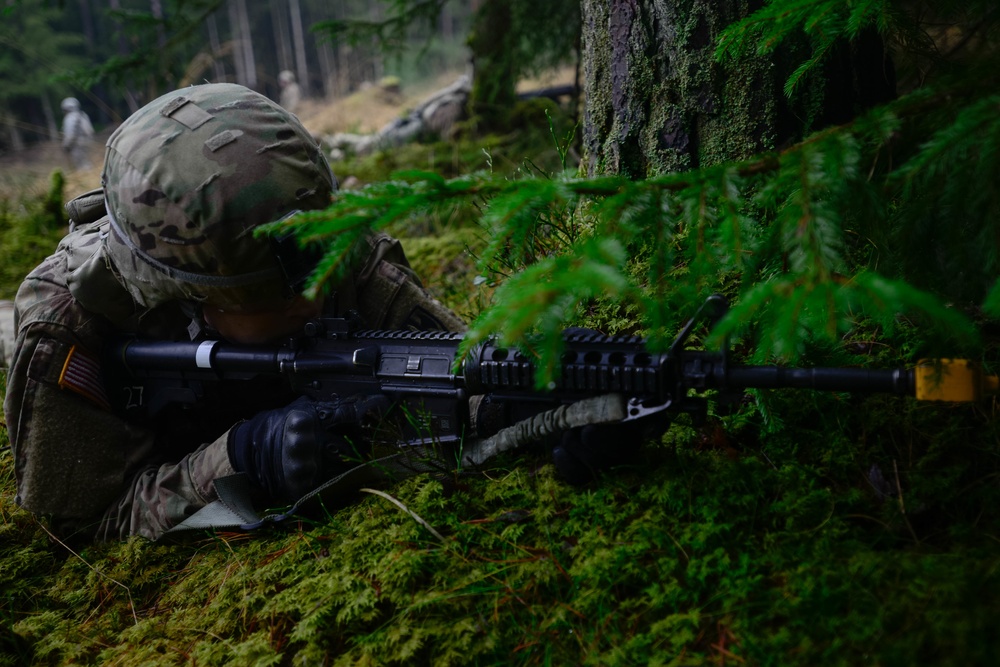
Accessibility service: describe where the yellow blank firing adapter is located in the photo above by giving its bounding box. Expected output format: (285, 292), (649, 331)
(914, 359), (1000, 402)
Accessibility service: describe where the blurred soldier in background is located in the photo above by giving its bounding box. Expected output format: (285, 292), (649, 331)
(278, 70), (302, 114)
(60, 97), (95, 171)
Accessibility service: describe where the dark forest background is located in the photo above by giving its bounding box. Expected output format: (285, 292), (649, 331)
(0, 0), (481, 151)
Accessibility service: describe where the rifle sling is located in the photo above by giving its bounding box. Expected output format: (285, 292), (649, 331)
(166, 394), (628, 535)
(461, 394), (628, 467)
(166, 450), (448, 535)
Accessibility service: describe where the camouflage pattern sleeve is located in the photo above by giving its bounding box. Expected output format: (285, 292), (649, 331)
(347, 232), (467, 333)
(97, 432), (235, 541)
(4, 233), (236, 541)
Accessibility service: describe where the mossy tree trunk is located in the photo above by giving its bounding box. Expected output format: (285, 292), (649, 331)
(580, 0), (895, 179)
(467, 0), (518, 129)
(581, 0), (781, 178)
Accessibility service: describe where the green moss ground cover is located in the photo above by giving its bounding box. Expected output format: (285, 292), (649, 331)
(4, 390), (999, 665)
(1, 137), (999, 665)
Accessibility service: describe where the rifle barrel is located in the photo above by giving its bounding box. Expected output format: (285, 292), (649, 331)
(115, 340), (288, 375)
(726, 366), (915, 396)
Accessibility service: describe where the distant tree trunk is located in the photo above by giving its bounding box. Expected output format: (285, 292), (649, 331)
(467, 0), (517, 128)
(149, 0), (166, 49)
(78, 0), (113, 124)
(333, 0), (352, 96)
(109, 0), (141, 112)
(227, 0), (247, 87)
(237, 0), (257, 89)
(439, 5), (454, 40)
(270, 0), (293, 75)
(3, 113), (25, 153)
(336, 44), (352, 95)
(580, 0), (895, 179)
(78, 0), (96, 47)
(317, 40), (335, 98)
(368, 2), (384, 82)
(228, 0), (256, 89)
(40, 94), (59, 141)
(207, 12), (227, 82)
(288, 0), (310, 97)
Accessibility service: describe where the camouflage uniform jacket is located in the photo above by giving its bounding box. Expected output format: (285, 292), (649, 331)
(3, 210), (464, 541)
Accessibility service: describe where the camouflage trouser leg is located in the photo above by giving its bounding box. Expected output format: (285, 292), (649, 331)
(98, 434), (236, 541)
(0, 300), (15, 371)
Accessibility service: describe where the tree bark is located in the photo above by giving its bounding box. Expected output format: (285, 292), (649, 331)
(149, 0), (166, 49)
(237, 0), (257, 89)
(467, 0), (517, 128)
(109, 0), (141, 112)
(580, 0), (895, 179)
(4, 113), (25, 153)
(78, 0), (96, 47)
(317, 40), (335, 98)
(581, 0), (785, 178)
(40, 94), (58, 141)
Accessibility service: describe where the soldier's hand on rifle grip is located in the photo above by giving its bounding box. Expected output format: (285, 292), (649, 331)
(314, 394), (391, 470)
(552, 423), (640, 485)
(552, 410), (670, 486)
(227, 395), (389, 502)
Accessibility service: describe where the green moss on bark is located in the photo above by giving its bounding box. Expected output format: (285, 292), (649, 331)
(583, 0), (790, 178)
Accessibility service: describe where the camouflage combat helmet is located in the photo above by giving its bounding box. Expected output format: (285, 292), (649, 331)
(102, 82), (336, 311)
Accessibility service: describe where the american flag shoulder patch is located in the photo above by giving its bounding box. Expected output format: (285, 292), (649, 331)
(58, 345), (111, 410)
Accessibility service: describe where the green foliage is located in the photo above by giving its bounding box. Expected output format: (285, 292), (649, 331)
(81, 0), (225, 92)
(0, 0), (88, 113)
(0, 171), (66, 299)
(276, 1), (1000, 375)
(716, 0), (904, 96)
(313, 0), (453, 52)
(280, 109), (985, 371)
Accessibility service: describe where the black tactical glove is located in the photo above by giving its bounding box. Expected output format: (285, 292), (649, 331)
(552, 408), (670, 485)
(551, 422), (640, 485)
(227, 395), (389, 502)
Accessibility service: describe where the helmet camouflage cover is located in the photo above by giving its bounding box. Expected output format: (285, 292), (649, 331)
(103, 82), (336, 311)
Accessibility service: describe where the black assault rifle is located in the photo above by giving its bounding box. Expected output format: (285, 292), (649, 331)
(104, 295), (998, 466)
